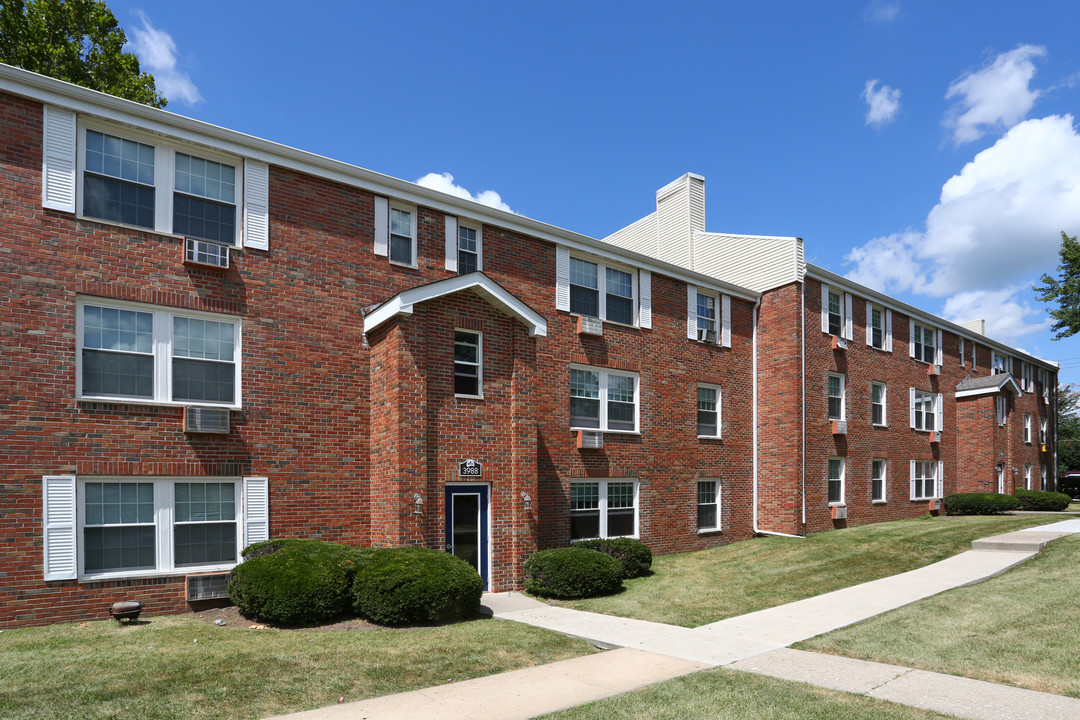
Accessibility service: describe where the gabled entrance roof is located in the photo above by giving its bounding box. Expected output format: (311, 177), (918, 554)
(363, 272), (547, 337)
(955, 374), (1022, 398)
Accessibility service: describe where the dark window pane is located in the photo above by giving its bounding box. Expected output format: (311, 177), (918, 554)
(570, 397), (600, 428)
(83, 525), (155, 572)
(606, 294), (633, 325)
(458, 251), (477, 275)
(570, 286), (599, 317)
(175, 522), (236, 566)
(607, 508), (635, 537)
(83, 349), (154, 397)
(84, 174), (155, 228)
(570, 511), (599, 540)
(698, 504), (717, 529)
(698, 411), (717, 436)
(828, 479), (842, 504)
(389, 235), (412, 264)
(172, 358), (235, 403)
(607, 400), (635, 431)
(174, 193), (236, 244)
(455, 373), (479, 396)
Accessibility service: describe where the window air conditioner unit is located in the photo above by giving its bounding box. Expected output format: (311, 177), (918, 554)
(186, 572), (232, 601)
(832, 336), (847, 350)
(831, 420), (847, 435)
(831, 505), (847, 520)
(928, 499), (940, 510)
(184, 237), (230, 269)
(184, 406), (231, 434)
(928, 364), (942, 376)
(577, 430), (603, 449)
(577, 315), (603, 336)
(697, 328), (717, 344)
(932, 431), (942, 443)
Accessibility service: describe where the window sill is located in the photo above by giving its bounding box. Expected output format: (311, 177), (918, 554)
(872, 500), (887, 505)
(570, 428), (640, 436)
(388, 260), (418, 270)
(828, 502), (846, 507)
(697, 527), (722, 535)
(80, 562), (236, 584)
(697, 435), (723, 440)
(872, 423), (888, 428)
(455, 393), (484, 400)
(77, 397), (241, 411)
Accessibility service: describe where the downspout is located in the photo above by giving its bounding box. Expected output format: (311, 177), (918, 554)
(753, 294), (804, 539)
(800, 280), (807, 527)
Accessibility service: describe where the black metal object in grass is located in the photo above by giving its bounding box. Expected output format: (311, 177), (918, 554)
(109, 600), (143, 623)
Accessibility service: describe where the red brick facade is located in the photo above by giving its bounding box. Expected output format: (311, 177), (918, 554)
(0, 70), (1059, 628)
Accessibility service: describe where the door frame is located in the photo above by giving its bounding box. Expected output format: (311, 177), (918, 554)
(445, 483), (491, 591)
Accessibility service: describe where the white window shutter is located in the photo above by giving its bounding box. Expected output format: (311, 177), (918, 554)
(820, 283), (829, 333)
(687, 286), (698, 340)
(937, 461), (944, 498)
(844, 293), (854, 340)
(909, 387), (916, 428)
(865, 301), (873, 346)
(243, 476), (269, 548)
(555, 246), (570, 311)
(885, 309), (893, 352)
(908, 318), (916, 357)
(721, 294), (732, 347)
(444, 215), (458, 272)
(639, 270), (652, 329)
(43, 475), (77, 581)
(909, 461), (917, 501)
(960, 338), (965, 366)
(972, 344), (977, 370)
(373, 196), (389, 257)
(243, 160), (269, 250)
(475, 225), (483, 272)
(936, 393), (944, 430)
(935, 329), (943, 365)
(42, 105), (77, 213)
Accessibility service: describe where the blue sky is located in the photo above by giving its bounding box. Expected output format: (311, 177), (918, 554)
(113, 1), (1080, 382)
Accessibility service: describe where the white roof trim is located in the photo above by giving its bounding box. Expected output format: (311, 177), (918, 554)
(363, 272), (547, 337)
(955, 376), (1023, 398)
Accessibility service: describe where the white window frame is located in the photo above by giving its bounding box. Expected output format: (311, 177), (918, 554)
(688, 287), (732, 346)
(996, 396), (1008, 426)
(76, 121), (243, 246)
(828, 373), (846, 421)
(568, 254), (638, 326)
(992, 351), (1007, 376)
(866, 303), (885, 349)
(697, 383), (722, 438)
(76, 297), (241, 408)
(872, 459), (887, 503)
(76, 476), (242, 581)
(910, 321), (940, 365)
(388, 201), (418, 267)
(569, 479), (639, 540)
(910, 389), (942, 433)
(456, 220), (482, 274)
(1041, 465), (1048, 491)
(910, 460), (940, 501)
(871, 382), (887, 427)
(820, 284), (853, 339)
(453, 329), (483, 398)
(1041, 418), (1048, 445)
(1024, 413), (1032, 444)
(697, 479), (721, 532)
(1024, 464), (1032, 490)
(569, 365), (640, 433)
(827, 457), (845, 506)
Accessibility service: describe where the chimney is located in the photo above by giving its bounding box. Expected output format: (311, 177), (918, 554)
(958, 319), (986, 336)
(655, 173), (705, 268)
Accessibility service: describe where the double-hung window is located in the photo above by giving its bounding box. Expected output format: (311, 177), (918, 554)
(1041, 419), (1048, 445)
(996, 396), (1008, 426)
(569, 257), (635, 325)
(912, 323), (936, 364)
(868, 306), (883, 348)
(570, 480), (638, 539)
(872, 459), (887, 503)
(697, 480), (720, 532)
(827, 291), (842, 335)
(871, 382), (886, 426)
(828, 374), (845, 421)
(83, 129), (156, 229)
(697, 384), (721, 438)
(570, 366), (638, 432)
(910, 461), (938, 500)
(78, 299), (240, 407)
(1024, 413), (1032, 443)
(389, 204), (417, 266)
(1041, 465), (1048, 490)
(457, 224), (479, 274)
(910, 390), (940, 432)
(828, 458), (845, 505)
(454, 330), (482, 397)
(697, 294), (717, 339)
(1024, 464), (1032, 490)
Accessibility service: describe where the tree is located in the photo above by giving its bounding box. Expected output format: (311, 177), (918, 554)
(0, 0), (165, 107)
(1033, 232), (1080, 339)
(1057, 382), (1080, 475)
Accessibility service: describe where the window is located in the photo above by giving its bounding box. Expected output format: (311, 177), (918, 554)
(1041, 419), (1048, 445)
(996, 396), (1008, 426)
(570, 366), (638, 432)
(697, 480), (720, 532)
(570, 480), (637, 540)
(868, 306), (883, 348)
(912, 323), (936, 364)
(454, 330), (482, 397)
(697, 293), (717, 336)
(991, 352), (1008, 375)
(996, 464), (1005, 494)
(827, 290), (842, 335)
(569, 257), (635, 325)
(828, 374), (845, 421)
(911, 390), (939, 432)
(828, 458), (844, 505)
(1024, 464), (1032, 490)
(872, 459), (887, 503)
(80, 478), (240, 578)
(911, 461), (938, 500)
(457, 224), (479, 274)
(78, 300), (240, 406)
(1041, 465), (1048, 491)
(389, 204), (416, 266)
(697, 384), (721, 437)
(871, 382), (886, 426)
(80, 126), (242, 245)
(1024, 413), (1032, 444)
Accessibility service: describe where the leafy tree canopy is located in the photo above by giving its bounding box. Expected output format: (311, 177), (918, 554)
(1057, 382), (1080, 475)
(1033, 232), (1080, 339)
(0, 0), (165, 107)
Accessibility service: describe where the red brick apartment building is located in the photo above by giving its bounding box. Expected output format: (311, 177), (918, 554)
(0, 64), (1059, 627)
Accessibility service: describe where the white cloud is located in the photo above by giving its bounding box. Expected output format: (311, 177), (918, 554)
(126, 12), (202, 105)
(941, 286), (1051, 345)
(944, 45), (1045, 144)
(845, 114), (1080, 340)
(864, 1), (900, 24)
(862, 80), (901, 127)
(415, 172), (512, 212)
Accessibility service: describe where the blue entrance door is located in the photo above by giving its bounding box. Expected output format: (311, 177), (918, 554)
(445, 484), (489, 590)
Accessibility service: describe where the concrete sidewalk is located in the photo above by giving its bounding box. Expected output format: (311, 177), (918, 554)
(267, 524), (1078, 720)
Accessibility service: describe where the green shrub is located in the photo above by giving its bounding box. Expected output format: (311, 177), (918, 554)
(573, 538), (652, 578)
(524, 546), (623, 599)
(351, 547), (482, 626)
(1015, 489), (1072, 511)
(943, 493), (1021, 515)
(228, 539), (361, 626)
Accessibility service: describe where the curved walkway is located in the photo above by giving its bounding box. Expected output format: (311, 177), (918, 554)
(267, 518), (1080, 720)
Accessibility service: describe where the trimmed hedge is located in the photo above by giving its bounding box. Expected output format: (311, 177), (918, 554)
(524, 546), (623, 599)
(352, 547), (483, 626)
(572, 538), (652, 578)
(228, 538), (362, 626)
(943, 493), (1020, 515)
(1015, 489), (1072, 511)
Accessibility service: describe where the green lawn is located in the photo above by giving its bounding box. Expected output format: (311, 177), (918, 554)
(561, 515), (1059, 627)
(538, 667), (956, 720)
(0, 614), (597, 720)
(797, 532), (1080, 698)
